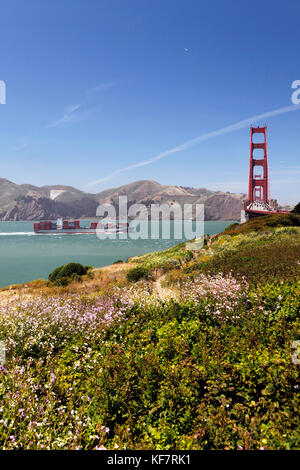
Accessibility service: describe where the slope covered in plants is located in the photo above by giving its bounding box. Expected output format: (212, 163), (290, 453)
(0, 217), (299, 450)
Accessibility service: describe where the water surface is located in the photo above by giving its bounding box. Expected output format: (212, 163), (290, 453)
(0, 220), (235, 288)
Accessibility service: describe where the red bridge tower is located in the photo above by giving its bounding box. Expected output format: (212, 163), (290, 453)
(242, 125), (288, 221)
(248, 126), (269, 204)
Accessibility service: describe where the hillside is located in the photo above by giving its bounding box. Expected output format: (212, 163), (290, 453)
(130, 213), (300, 284)
(0, 214), (299, 450)
(0, 177), (248, 221)
(0, 178), (97, 220)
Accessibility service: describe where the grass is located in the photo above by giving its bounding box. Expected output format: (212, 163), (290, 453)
(132, 226), (300, 287)
(129, 241), (195, 272)
(188, 227), (300, 284)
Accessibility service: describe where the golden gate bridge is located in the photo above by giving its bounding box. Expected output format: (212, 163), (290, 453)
(241, 126), (289, 222)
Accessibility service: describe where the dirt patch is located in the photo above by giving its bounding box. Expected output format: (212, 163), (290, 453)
(153, 275), (178, 301)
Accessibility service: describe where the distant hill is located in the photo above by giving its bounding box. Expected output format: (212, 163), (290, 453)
(0, 178), (97, 220)
(0, 177), (283, 221)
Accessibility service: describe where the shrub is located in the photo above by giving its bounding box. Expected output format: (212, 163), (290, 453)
(48, 262), (90, 286)
(291, 202), (300, 214)
(126, 266), (151, 282)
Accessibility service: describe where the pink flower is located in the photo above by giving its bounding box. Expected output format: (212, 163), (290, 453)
(101, 426), (109, 434)
(50, 373), (56, 385)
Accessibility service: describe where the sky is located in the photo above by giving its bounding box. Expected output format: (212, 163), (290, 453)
(0, 0), (299, 204)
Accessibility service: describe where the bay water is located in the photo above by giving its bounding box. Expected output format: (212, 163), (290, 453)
(0, 220), (235, 288)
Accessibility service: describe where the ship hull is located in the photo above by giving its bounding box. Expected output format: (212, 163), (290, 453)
(33, 218), (130, 234)
(34, 228), (128, 234)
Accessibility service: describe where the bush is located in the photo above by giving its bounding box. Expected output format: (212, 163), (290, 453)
(48, 262), (90, 286)
(126, 266), (151, 282)
(50, 276), (70, 286)
(291, 202), (300, 214)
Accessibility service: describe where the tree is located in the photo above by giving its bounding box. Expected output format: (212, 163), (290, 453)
(291, 202), (300, 214)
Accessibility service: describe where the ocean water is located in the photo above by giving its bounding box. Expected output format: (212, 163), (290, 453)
(0, 220), (235, 288)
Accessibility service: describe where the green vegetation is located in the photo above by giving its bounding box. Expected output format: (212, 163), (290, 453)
(0, 216), (299, 449)
(127, 221), (300, 287)
(48, 262), (91, 286)
(126, 266), (152, 282)
(223, 213), (300, 235)
(129, 242), (194, 272)
(80, 286), (299, 450)
(291, 202), (300, 214)
(188, 227), (300, 284)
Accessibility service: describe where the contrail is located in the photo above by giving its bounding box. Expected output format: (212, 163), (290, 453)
(88, 103), (300, 187)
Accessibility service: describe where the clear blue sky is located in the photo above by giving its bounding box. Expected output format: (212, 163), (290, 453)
(0, 0), (299, 204)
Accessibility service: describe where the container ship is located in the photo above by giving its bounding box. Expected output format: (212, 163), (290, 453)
(33, 218), (129, 234)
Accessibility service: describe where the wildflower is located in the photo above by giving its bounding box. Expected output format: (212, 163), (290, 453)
(50, 373), (56, 385)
